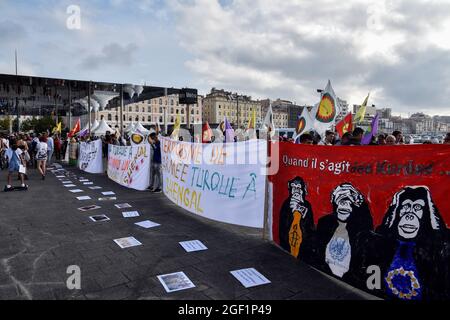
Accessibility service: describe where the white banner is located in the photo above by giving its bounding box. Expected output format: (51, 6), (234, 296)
(78, 139), (103, 174)
(160, 137), (267, 228)
(107, 144), (150, 191)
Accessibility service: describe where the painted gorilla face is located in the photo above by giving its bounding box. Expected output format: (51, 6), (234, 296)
(398, 199), (425, 239)
(331, 184), (364, 223)
(291, 182), (304, 202)
(336, 197), (353, 222)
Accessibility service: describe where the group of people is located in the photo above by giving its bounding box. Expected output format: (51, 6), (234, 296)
(295, 129), (450, 146)
(68, 128), (163, 193)
(0, 132), (65, 190)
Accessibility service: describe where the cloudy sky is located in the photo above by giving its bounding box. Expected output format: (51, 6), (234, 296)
(1, 0), (450, 116)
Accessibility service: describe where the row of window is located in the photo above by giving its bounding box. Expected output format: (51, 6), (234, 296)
(127, 106), (200, 114)
(106, 114), (200, 123)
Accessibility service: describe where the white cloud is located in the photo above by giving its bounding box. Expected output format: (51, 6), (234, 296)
(169, 0), (450, 115)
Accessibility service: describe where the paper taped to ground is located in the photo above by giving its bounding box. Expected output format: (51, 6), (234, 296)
(64, 184), (76, 188)
(179, 240), (208, 252)
(56, 176), (65, 178)
(78, 205), (101, 212)
(115, 203), (132, 209)
(102, 191), (115, 196)
(89, 186), (102, 190)
(122, 211), (140, 218)
(83, 182), (94, 185)
(69, 189), (83, 193)
(77, 196), (91, 201)
(230, 268), (271, 288)
(114, 237), (142, 249)
(157, 272), (195, 293)
(62, 181), (73, 184)
(89, 215), (110, 222)
(99, 197), (117, 201)
(135, 220), (160, 229)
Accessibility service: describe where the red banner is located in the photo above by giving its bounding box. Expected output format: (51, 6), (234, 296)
(271, 142), (450, 300)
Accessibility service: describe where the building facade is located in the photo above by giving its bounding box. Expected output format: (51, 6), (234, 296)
(260, 99), (289, 128)
(202, 88), (262, 128)
(98, 94), (203, 130)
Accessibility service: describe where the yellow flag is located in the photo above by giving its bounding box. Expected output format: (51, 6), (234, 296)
(247, 109), (256, 130)
(354, 93), (370, 124)
(171, 114), (181, 139)
(53, 122), (62, 134)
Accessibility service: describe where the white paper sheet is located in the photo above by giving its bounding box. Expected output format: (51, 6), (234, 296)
(69, 189), (84, 193)
(115, 203), (132, 209)
(157, 272), (195, 293)
(89, 186), (102, 190)
(98, 197), (117, 201)
(64, 184), (76, 188)
(230, 268), (271, 288)
(102, 191), (115, 196)
(113, 237), (142, 249)
(77, 196), (91, 201)
(179, 240), (208, 252)
(122, 211), (140, 218)
(134, 220), (160, 229)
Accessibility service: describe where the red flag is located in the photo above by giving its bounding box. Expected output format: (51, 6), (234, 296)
(68, 119), (81, 138)
(335, 113), (353, 137)
(202, 122), (213, 143)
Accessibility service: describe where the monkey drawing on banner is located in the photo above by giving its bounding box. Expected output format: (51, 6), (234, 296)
(279, 177), (315, 260)
(370, 186), (450, 300)
(316, 183), (373, 281)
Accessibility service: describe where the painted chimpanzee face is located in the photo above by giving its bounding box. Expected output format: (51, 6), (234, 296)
(336, 198), (353, 222)
(397, 199), (425, 239)
(291, 183), (304, 202)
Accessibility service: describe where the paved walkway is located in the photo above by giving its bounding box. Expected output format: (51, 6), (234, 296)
(0, 164), (378, 300)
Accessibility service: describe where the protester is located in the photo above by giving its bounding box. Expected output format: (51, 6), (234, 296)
(319, 130), (335, 145)
(378, 134), (387, 145)
(54, 135), (61, 160)
(36, 135), (48, 180)
(148, 132), (162, 193)
(335, 132), (353, 146)
(444, 133), (450, 145)
(4, 138), (27, 191)
(46, 133), (54, 165)
(385, 135), (396, 145)
(392, 130), (404, 145)
(352, 128), (364, 145)
(298, 133), (314, 145)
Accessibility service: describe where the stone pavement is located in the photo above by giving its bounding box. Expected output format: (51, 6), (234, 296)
(0, 164), (378, 300)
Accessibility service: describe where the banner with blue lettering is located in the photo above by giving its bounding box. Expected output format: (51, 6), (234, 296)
(160, 137), (267, 228)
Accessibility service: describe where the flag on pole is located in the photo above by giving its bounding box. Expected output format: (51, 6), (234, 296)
(335, 113), (353, 137)
(68, 119), (80, 138)
(262, 103), (275, 139)
(312, 80), (340, 137)
(224, 117), (235, 143)
(171, 114), (181, 140)
(52, 122), (62, 134)
(247, 108), (256, 130)
(361, 113), (379, 145)
(294, 106), (315, 140)
(202, 122), (213, 143)
(354, 93), (370, 124)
